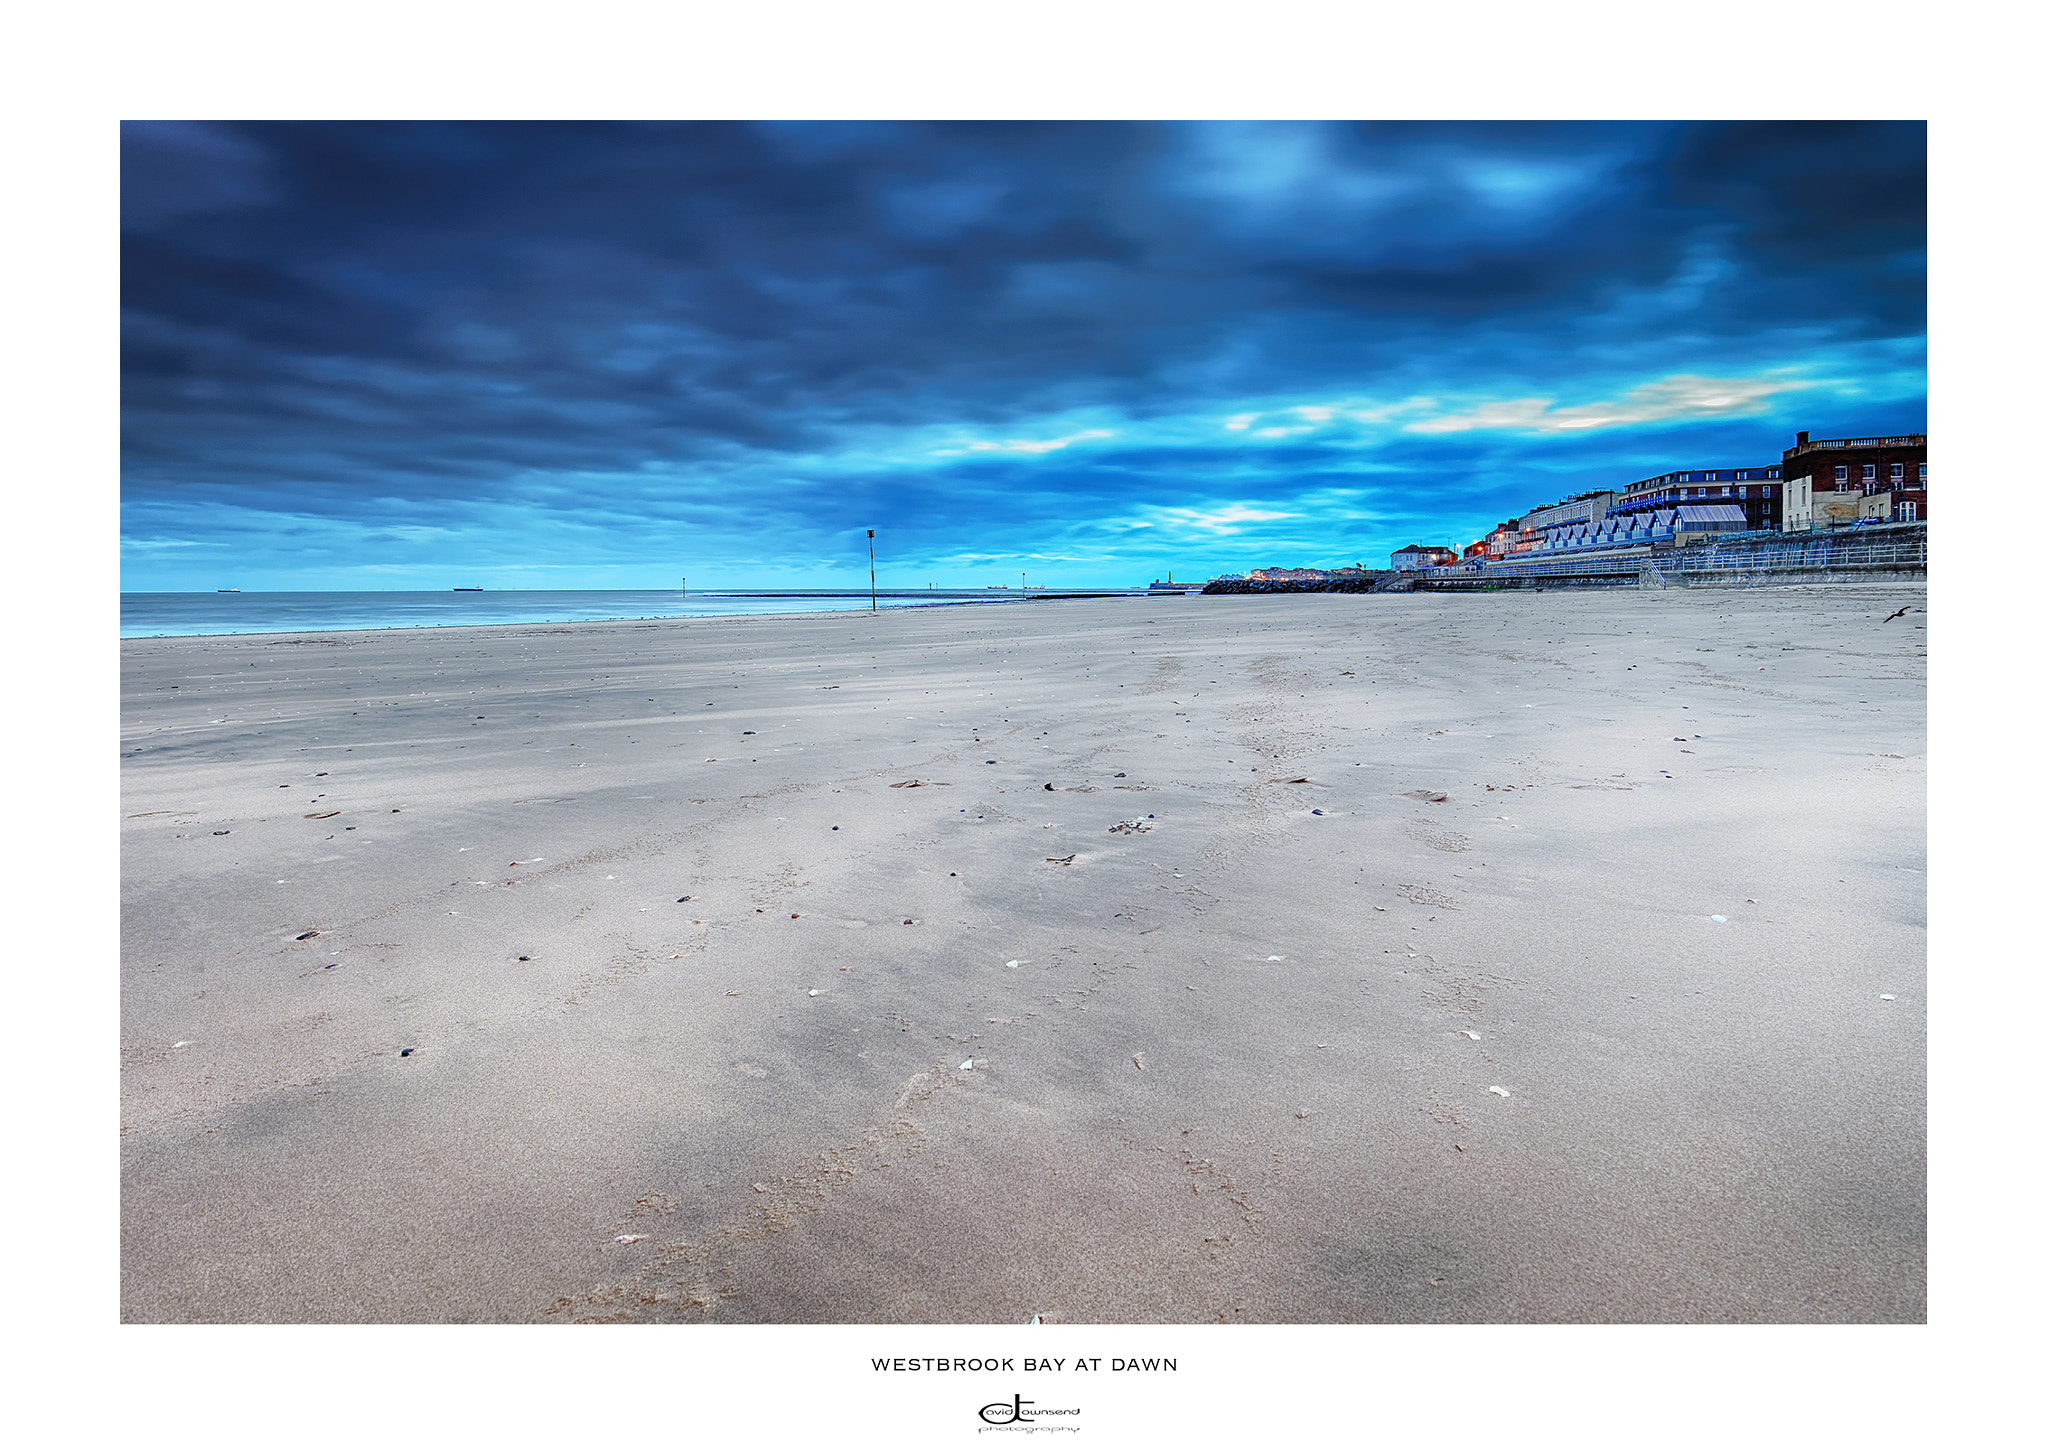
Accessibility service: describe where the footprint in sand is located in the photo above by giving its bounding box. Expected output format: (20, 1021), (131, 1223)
(1404, 822), (1470, 853)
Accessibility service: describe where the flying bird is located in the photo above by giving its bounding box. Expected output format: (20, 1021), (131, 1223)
(1883, 607), (1911, 622)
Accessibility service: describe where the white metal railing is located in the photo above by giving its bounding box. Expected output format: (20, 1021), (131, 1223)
(1784, 434), (1925, 456)
(1674, 529), (1926, 572)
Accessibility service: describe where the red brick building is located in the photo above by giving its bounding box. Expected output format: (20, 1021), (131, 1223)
(1779, 430), (1927, 530)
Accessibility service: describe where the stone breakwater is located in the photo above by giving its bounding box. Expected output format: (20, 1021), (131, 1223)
(1200, 576), (1392, 594)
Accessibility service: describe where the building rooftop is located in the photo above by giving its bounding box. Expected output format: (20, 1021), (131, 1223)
(1782, 432), (1925, 459)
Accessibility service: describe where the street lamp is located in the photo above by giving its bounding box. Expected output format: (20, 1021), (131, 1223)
(867, 529), (877, 612)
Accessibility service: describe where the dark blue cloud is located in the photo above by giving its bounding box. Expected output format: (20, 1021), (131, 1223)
(121, 120), (1924, 587)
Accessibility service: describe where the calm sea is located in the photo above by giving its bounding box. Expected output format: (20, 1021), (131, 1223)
(119, 588), (1145, 639)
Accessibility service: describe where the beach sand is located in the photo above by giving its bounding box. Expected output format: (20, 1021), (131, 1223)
(120, 587), (1925, 1323)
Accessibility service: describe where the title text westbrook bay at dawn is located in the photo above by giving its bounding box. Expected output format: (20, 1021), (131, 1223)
(874, 1358), (1177, 1373)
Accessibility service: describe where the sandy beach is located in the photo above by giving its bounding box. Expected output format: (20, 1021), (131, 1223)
(120, 587), (1925, 1324)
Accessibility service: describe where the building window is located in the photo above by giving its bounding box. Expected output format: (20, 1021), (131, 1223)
(1918, 464), (1927, 480)
(1738, 486), (1747, 498)
(1834, 465), (1849, 482)
(1900, 502), (1916, 521)
(1863, 463), (1877, 481)
(1890, 462), (1904, 480)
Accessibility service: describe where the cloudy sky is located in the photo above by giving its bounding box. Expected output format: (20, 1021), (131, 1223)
(121, 120), (1924, 591)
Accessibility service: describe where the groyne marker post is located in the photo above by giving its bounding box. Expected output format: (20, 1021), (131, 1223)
(867, 529), (877, 612)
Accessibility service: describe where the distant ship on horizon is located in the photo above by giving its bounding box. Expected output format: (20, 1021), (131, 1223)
(453, 587), (484, 592)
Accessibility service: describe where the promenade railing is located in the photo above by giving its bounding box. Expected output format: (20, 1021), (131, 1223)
(1670, 525), (1927, 574)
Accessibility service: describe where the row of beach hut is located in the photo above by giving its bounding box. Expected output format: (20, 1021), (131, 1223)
(1528, 503), (1748, 554)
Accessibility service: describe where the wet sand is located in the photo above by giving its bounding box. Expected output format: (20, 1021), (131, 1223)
(120, 587), (1925, 1323)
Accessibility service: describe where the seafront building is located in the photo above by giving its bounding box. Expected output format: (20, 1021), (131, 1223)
(1779, 431), (1926, 530)
(1521, 491), (1619, 534)
(1611, 466), (1783, 531)
(1237, 427), (1925, 578)
(1391, 545), (1458, 571)
(1374, 428), (1927, 572)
